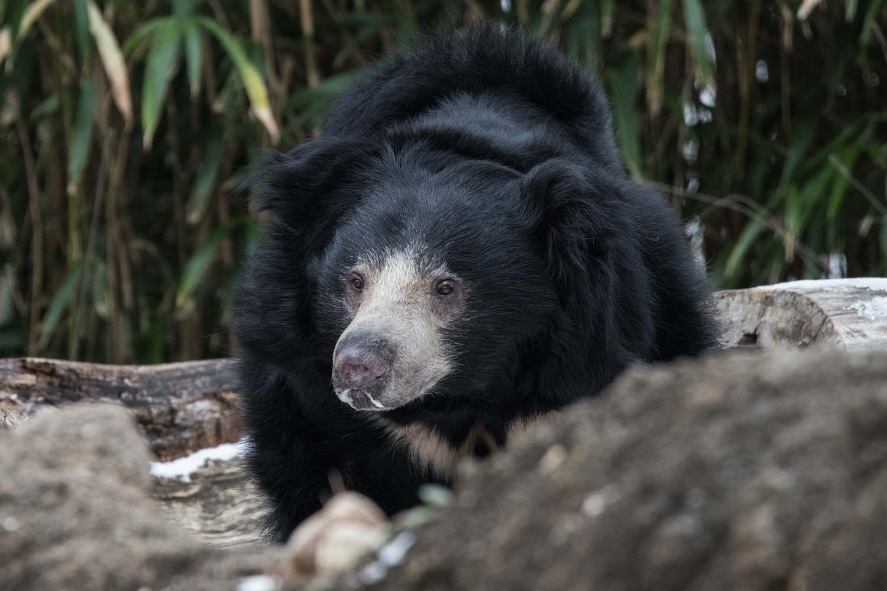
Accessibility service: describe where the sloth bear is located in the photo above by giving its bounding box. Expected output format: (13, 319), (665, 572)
(235, 25), (717, 542)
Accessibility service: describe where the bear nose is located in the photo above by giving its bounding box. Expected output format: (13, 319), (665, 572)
(336, 351), (388, 382)
(332, 336), (393, 393)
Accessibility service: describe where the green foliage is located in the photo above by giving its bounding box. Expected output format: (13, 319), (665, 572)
(681, 0), (714, 85)
(1, 0), (885, 362)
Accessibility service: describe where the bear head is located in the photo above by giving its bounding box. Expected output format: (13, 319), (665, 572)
(240, 136), (621, 413)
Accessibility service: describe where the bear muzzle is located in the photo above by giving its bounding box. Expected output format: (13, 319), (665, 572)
(332, 334), (394, 410)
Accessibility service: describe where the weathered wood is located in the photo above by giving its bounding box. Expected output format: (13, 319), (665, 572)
(0, 357), (241, 460)
(152, 455), (265, 548)
(716, 278), (887, 350)
(3, 279), (886, 460)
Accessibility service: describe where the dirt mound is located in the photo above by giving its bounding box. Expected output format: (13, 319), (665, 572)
(373, 350), (887, 591)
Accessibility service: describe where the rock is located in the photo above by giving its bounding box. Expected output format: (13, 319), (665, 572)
(0, 404), (285, 591)
(371, 349), (887, 591)
(282, 492), (388, 581)
(0, 405), (208, 590)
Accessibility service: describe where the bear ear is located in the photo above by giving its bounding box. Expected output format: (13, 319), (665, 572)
(247, 137), (370, 232)
(520, 159), (615, 267)
(521, 159), (618, 243)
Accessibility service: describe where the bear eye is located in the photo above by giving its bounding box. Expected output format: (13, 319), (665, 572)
(436, 281), (454, 296)
(349, 274), (364, 291)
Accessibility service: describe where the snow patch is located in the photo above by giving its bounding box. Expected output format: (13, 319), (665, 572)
(847, 297), (887, 320)
(150, 438), (247, 483)
(236, 575), (280, 591)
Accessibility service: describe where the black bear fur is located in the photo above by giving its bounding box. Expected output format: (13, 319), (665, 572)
(235, 24), (718, 542)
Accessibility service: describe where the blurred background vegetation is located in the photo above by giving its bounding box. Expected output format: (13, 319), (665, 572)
(1, 0), (885, 363)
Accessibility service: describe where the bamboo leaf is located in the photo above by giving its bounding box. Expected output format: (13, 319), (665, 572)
(92, 260), (108, 319)
(286, 71), (356, 109)
(187, 133), (224, 223)
(797, 0), (823, 20)
(783, 185), (802, 263)
(17, 0), (55, 30)
(67, 79), (96, 194)
(30, 93), (60, 121)
(38, 259), (86, 350)
(647, 0), (673, 115)
(0, 0), (57, 64)
(0, 39), (13, 69)
(172, 0), (194, 16)
(859, 0), (886, 62)
(778, 118), (817, 191)
(564, 0), (600, 65)
(681, 0), (714, 85)
(197, 17), (279, 142)
(826, 148), (860, 220)
(725, 219), (763, 278)
(73, 0), (91, 66)
(0, 0), (27, 40)
(182, 20), (203, 99)
(88, 1), (133, 127)
(176, 218), (244, 307)
(141, 22), (182, 149)
(122, 19), (168, 55)
(601, 0), (615, 37)
(606, 51), (642, 178)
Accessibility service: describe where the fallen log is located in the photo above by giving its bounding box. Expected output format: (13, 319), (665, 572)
(3, 279), (887, 460)
(0, 357), (240, 460)
(152, 448), (263, 547)
(715, 278), (887, 350)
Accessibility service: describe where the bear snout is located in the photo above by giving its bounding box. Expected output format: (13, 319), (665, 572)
(332, 335), (394, 409)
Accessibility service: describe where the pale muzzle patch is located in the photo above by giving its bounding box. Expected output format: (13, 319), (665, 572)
(332, 248), (461, 411)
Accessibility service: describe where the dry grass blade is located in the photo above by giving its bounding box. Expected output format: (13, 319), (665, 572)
(88, 1), (133, 128)
(0, 0), (58, 63)
(0, 31), (8, 63)
(647, 0), (673, 116)
(299, 0), (320, 88)
(199, 18), (279, 142)
(797, 0), (824, 20)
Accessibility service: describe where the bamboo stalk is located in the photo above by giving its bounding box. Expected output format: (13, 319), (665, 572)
(299, 0), (320, 88)
(16, 119), (43, 356)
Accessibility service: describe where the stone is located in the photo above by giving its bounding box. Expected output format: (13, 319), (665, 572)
(370, 349), (887, 591)
(0, 405), (208, 590)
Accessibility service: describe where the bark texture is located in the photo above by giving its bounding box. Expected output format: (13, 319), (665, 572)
(0, 357), (240, 460)
(716, 278), (887, 350)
